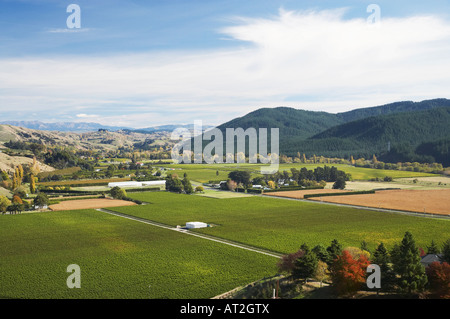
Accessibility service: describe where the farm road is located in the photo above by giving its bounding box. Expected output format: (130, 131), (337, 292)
(96, 208), (283, 259)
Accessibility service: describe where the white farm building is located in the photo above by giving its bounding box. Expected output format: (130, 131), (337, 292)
(185, 222), (208, 229)
(108, 180), (166, 188)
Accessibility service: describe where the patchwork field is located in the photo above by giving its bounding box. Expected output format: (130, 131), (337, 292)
(308, 189), (450, 215)
(110, 192), (450, 254)
(0, 210), (276, 299)
(49, 198), (137, 211)
(2, 187), (449, 299)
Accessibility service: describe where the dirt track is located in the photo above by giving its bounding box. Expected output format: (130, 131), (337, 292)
(49, 198), (136, 211)
(308, 189), (450, 215)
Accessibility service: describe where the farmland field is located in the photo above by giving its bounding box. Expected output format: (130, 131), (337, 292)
(49, 198), (137, 211)
(266, 188), (349, 199)
(0, 210), (276, 299)
(111, 191), (450, 254)
(308, 189), (450, 215)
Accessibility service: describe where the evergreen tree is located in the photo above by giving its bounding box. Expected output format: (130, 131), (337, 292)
(182, 176), (193, 194)
(33, 193), (49, 209)
(391, 232), (427, 294)
(441, 239), (450, 263)
(360, 240), (371, 254)
(372, 242), (395, 292)
(332, 176), (346, 189)
(312, 244), (328, 263)
(427, 240), (440, 254)
(292, 244), (318, 283)
(326, 239), (343, 265)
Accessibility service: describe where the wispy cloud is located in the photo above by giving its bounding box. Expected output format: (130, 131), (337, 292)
(1, 8), (450, 127)
(46, 28), (92, 33)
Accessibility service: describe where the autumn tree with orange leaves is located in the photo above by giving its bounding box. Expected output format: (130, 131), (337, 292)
(330, 250), (370, 297)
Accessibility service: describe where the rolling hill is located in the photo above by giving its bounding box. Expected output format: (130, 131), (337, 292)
(207, 98), (450, 162)
(312, 107), (450, 151)
(0, 124), (174, 152)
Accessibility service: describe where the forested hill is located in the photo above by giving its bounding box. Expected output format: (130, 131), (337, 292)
(217, 107), (344, 140)
(336, 98), (450, 122)
(313, 107), (450, 147)
(208, 99), (450, 163)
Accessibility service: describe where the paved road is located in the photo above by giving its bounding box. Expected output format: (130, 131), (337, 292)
(96, 208), (283, 259)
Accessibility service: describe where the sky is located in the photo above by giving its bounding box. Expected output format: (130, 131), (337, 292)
(1, 0), (450, 128)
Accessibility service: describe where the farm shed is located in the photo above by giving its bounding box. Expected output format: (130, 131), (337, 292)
(186, 222), (208, 229)
(108, 181), (142, 188)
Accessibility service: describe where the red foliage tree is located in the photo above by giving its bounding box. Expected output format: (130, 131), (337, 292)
(419, 247), (426, 257)
(277, 249), (305, 274)
(330, 250), (370, 297)
(426, 262), (450, 299)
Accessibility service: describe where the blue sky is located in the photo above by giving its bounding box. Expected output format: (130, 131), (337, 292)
(1, 0), (450, 128)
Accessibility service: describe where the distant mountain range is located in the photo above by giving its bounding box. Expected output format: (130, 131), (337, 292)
(0, 121), (213, 134)
(0, 121), (130, 132)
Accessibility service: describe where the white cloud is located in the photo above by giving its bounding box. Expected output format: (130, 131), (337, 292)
(1, 8), (450, 127)
(76, 113), (98, 118)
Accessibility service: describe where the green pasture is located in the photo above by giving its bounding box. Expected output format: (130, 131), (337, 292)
(0, 210), (276, 299)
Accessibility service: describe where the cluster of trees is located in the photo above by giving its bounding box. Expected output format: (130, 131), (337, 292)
(0, 192), (49, 215)
(354, 155), (445, 173)
(0, 158), (50, 214)
(278, 152), (446, 173)
(43, 149), (94, 170)
(219, 167), (349, 191)
(165, 173), (194, 194)
(4, 140), (47, 156)
(1, 159), (40, 193)
(277, 232), (450, 298)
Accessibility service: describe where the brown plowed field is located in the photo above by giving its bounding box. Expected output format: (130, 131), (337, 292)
(308, 189), (450, 215)
(49, 198), (137, 211)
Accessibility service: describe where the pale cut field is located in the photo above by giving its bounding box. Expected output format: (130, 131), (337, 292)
(49, 198), (136, 211)
(196, 189), (253, 199)
(265, 189), (349, 199)
(309, 189), (450, 215)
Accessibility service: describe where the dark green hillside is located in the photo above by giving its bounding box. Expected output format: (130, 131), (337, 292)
(380, 138), (450, 167)
(217, 107), (343, 140)
(415, 138), (450, 167)
(312, 107), (450, 152)
(337, 98), (450, 122)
